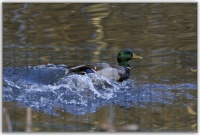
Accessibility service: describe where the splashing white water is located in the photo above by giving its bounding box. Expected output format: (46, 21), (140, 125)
(3, 64), (197, 115)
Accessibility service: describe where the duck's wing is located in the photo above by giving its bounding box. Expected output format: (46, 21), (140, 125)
(65, 63), (111, 75)
(65, 63), (129, 82)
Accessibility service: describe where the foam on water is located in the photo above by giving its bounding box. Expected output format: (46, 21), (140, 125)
(3, 64), (197, 115)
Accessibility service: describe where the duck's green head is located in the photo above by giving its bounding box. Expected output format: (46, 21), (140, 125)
(117, 49), (143, 67)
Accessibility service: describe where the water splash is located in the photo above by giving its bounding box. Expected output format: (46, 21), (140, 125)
(3, 64), (197, 116)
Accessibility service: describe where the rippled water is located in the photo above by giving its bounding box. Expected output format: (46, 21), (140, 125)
(3, 3), (197, 132)
(3, 64), (196, 116)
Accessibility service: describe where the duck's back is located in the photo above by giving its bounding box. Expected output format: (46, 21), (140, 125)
(65, 62), (129, 82)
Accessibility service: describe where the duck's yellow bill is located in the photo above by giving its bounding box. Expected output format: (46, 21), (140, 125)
(132, 54), (143, 59)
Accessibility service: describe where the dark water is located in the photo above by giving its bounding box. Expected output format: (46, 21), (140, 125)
(3, 3), (197, 132)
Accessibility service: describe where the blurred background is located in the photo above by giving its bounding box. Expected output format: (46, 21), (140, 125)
(3, 3), (197, 132)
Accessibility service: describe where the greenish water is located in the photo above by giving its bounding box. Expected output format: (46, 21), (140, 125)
(3, 3), (197, 132)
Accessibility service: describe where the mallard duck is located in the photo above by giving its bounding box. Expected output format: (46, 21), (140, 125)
(65, 49), (143, 82)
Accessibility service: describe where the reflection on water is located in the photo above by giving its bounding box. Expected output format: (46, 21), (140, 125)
(3, 3), (197, 132)
(82, 4), (111, 61)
